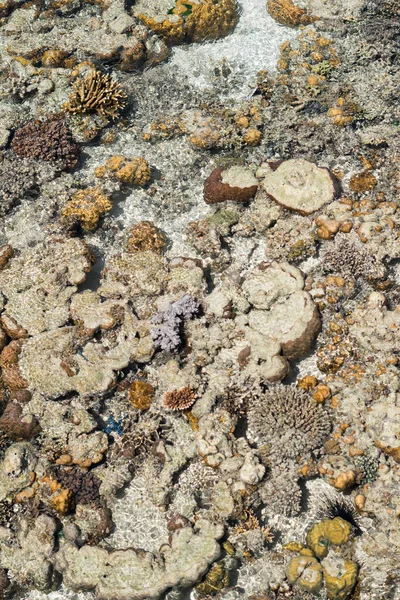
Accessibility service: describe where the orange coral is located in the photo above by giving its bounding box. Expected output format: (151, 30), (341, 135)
(267, 0), (316, 27)
(129, 381), (155, 410)
(127, 221), (167, 254)
(62, 187), (112, 230)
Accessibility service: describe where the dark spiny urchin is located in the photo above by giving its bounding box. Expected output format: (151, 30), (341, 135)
(322, 233), (387, 282)
(55, 467), (101, 506)
(246, 384), (331, 463)
(11, 117), (79, 169)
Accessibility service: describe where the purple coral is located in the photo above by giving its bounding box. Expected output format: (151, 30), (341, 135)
(151, 295), (200, 352)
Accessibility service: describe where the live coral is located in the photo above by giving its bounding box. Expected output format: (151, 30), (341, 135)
(11, 117), (79, 169)
(267, 0), (316, 27)
(62, 187), (112, 230)
(163, 387), (196, 410)
(127, 222), (167, 254)
(65, 70), (126, 119)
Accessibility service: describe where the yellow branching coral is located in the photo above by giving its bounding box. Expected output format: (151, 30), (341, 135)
(62, 187), (112, 230)
(64, 70), (126, 119)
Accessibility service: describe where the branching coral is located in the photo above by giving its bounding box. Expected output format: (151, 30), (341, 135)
(11, 118), (79, 169)
(163, 387), (196, 410)
(151, 295), (200, 352)
(64, 71), (126, 119)
(247, 384), (331, 463)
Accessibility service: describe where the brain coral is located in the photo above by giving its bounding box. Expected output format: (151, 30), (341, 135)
(247, 384), (331, 462)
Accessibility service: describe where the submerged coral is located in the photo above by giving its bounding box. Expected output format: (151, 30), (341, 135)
(247, 385), (331, 463)
(11, 118), (79, 169)
(65, 71), (126, 119)
(151, 295), (200, 352)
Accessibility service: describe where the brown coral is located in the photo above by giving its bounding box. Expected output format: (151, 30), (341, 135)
(0, 245), (12, 271)
(267, 0), (316, 27)
(65, 70), (126, 119)
(349, 171), (378, 193)
(0, 340), (28, 392)
(204, 167), (258, 205)
(0, 402), (41, 440)
(62, 187), (112, 230)
(127, 222), (167, 254)
(128, 380), (155, 410)
(163, 387), (196, 411)
(11, 118), (79, 169)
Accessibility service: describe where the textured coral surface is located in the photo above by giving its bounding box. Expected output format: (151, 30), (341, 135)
(0, 0), (399, 599)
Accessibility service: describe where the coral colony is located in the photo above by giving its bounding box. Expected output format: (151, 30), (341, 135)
(0, 0), (398, 598)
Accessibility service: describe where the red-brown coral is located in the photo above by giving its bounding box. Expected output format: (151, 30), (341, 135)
(203, 167), (258, 205)
(0, 402), (41, 440)
(11, 117), (79, 169)
(163, 387), (196, 411)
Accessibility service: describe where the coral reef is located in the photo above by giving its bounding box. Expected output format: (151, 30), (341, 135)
(0, 0), (398, 598)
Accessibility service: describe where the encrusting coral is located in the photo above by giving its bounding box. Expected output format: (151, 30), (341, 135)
(62, 187), (112, 230)
(267, 0), (317, 27)
(127, 221), (167, 254)
(138, 0), (239, 45)
(64, 70), (126, 119)
(95, 156), (151, 186)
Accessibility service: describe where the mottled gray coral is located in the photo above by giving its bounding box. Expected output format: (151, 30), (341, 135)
(322, 233), (387, 281)
(247, 385), (331, 463)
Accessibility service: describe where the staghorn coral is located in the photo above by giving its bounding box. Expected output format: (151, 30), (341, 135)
(247, 384), (331, 463)
(260, 466), (303, 518)
(163, 387), (196, 411)
(151, 294), (200, 352)
(11, 118), (79, 169)
(64, 71), (126, 119)
(62, 187), (112, 230)
(127, 221), (167, 254)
